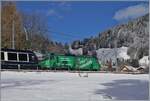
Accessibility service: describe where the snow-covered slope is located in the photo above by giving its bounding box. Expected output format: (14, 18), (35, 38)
(71, 14), (149, 60)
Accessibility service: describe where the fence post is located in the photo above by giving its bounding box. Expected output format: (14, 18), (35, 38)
(18, 64), (20, 71)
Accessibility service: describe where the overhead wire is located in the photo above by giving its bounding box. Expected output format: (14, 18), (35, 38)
(48, 29), (84, 39)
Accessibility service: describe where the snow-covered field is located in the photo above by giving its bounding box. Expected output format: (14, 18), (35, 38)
(1, 71), (149, 101)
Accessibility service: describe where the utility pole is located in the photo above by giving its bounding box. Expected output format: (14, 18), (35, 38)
(12, 19), (15, 49)
(24, 27), (29, 41)
(24, 27), (29, 50)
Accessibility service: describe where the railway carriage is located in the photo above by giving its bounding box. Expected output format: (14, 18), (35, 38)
(1, 48), (38, 70)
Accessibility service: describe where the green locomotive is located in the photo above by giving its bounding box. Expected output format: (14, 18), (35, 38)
(39, 53), (101, 71)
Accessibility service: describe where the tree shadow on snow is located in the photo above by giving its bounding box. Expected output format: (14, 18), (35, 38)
(1, 79), (56, 89)
(95, 79), (149, 100)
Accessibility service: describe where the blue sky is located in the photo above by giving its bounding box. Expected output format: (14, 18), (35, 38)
(16, 1), (149, 44)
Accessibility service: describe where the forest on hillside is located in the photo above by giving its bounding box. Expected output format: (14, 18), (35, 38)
(71, 14), (149, 60)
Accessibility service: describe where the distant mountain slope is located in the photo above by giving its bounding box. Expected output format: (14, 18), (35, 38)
(72, 14), (149, 59)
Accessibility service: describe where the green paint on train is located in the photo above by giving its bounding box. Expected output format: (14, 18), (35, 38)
(39, 53), (101, 71)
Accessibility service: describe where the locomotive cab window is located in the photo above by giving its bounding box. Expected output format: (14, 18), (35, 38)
(1, 52), (4, 60)
(19, 54), (28, 61)
(29, 54), (36, 61)
(8, 53), (17, 61)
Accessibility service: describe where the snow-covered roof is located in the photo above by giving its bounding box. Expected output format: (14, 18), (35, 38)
(137, 66), (147, 69)
(122, 65), (137, 72)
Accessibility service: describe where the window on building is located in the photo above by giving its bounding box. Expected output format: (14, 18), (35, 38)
(19, 54), (28, 61)
(8, 53), (17, 61)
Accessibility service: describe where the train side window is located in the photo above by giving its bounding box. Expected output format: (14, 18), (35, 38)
(19, 54), (27, 61)
(1, 52), (4, 60)
(8, 53), (17, 61)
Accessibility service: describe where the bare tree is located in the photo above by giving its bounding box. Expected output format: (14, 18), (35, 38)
(21, 12), (50, 51)
(1, 1), (26, 49)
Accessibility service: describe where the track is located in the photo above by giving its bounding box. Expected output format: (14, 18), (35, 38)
(1, 69), (143, 74)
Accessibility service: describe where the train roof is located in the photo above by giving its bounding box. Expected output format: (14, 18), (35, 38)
(1, 48), (34, 53)
(46, 52), (97, 58)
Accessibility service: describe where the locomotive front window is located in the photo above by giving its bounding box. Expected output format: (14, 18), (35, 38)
(19, 54), (27, 61)
(1, 52), (4, 60)
(29, 54), (35, 61)
(8, 53), (17, 61)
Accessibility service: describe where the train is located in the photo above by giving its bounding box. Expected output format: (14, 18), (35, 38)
(1, 48), (101, 71)
(1, 48), (38, 69)
(39, 53), (101, 71)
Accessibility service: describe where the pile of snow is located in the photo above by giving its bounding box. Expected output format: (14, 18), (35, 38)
(96, 46), (130, 65)
(139, 56), (149, 67)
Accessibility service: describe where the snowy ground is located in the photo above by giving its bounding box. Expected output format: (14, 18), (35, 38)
(1, 71), (149, 101)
